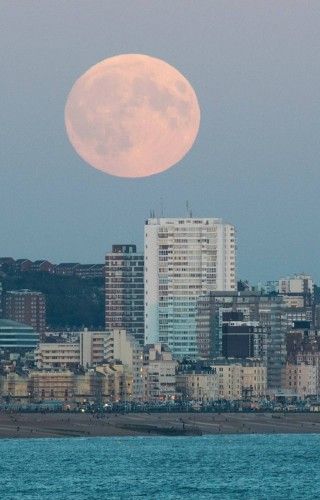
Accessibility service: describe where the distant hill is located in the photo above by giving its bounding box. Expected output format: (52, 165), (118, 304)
(0, 271), (105, 330)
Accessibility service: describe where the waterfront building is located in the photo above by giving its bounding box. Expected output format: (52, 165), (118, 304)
(105, 329), (144, 400)
(0, 372), (29, 398)
(0, 366), (132, 405)
(285, 363), (317, 398)
(144, 217), (236, 358)
(213, 361), (243, 400)
(105, 245), (144, 345)
(211, 358), (267, 400)
(30, 370), (75, 400)
(143, 343), (177, 401)
(242, 361), (267, 398)
(295, 353), (320, 395)
(176, 368), (218, 402)
(4, 289), (46, 334)
(95, 364), (132, 402)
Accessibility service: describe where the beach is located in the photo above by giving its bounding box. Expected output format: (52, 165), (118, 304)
(1, 412), (320, 438)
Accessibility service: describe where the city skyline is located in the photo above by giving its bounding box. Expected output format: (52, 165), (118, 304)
(1, 1), (320, 282)
(2, 2), (320, 495)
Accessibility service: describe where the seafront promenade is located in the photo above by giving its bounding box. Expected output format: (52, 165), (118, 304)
(1, 412), (320, 438)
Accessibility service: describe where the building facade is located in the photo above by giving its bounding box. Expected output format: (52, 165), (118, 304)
(35, 330), (109, 370)
(0, 367), (132, 404)
(196, 292), (287, 390)
(105, 245), (144, 345)
(144, 218), (236, 358)
(212, 358), (267, 400)
(176, 369), (218, 402)
(285, 363), (317, 398)
(4, 289), (46, 334)
(0, 319), (38, 352)
(143, 343), (177, 401)
(105, 329), (144, 400)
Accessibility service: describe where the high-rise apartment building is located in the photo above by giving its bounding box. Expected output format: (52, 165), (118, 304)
(196, 291), (287, 389)
(144, 218), (236, 358)
(4, 290), (46, 334)
(105, 245), (144, 345)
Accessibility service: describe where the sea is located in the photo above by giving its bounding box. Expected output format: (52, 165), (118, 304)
(0, 434), (319, 499)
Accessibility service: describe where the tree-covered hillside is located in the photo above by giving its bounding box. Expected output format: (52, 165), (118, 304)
(1, 271), (105, 330)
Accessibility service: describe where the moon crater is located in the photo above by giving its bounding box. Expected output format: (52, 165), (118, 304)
(65, 54), (200, 178)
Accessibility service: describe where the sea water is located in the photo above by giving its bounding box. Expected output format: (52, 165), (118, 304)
(0, 434), (319, 499)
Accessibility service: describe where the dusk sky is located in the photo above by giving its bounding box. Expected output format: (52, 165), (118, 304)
(1, 1), (319, 283)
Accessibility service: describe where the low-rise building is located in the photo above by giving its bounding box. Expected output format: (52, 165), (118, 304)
(35, 330), (109, 370)
(213, 361), (243, 400)
(176, 369), (218, 402)
(29, 370), (74, 400)
(0, 365), (133, 404)
(211, 358), (267, 400)
(31, 260), (54, 274)
(143, 343), (177, 401)
(242, 361), (267, 398)
(0, 372), (29, 398)
(285, 363), (317, 398)
(54, 263), (80, 276)
(35, 343), (80, 370)
(96, 364), (132, 402)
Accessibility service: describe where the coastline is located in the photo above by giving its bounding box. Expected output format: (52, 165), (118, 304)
(1, 412), (320, 439)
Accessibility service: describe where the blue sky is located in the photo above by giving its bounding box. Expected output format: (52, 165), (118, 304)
(1, 1), (319, 282)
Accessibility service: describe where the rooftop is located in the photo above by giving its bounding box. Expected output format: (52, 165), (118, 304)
(0, 319), (34, 330)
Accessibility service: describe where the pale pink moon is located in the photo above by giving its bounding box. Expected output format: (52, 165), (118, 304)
(64, 54), (200, 178)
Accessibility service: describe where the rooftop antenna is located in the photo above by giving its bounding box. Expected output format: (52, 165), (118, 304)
(186, 200), (193, 218)
(160, 198), (164, 217)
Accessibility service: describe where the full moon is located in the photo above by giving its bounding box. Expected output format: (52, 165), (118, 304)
(65, 54), (200, 178)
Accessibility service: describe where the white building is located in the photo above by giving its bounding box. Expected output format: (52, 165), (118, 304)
(36, 330), (108, 369)
(104, 329), (144, 400)
(143, 343), (177, 401)
(80, 330), (106, 367)
(278, 274), (314, 295)
(35, 343), (80, 370)
(144, 218), (236, 358)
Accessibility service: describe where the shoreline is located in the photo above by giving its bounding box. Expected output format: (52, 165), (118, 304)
(1, 412), (320, 439)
